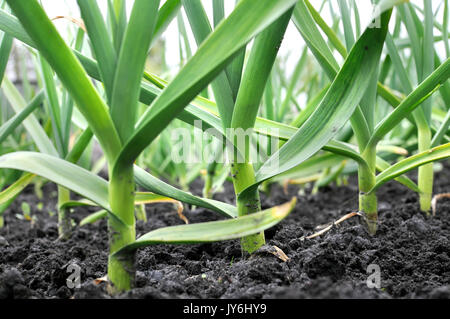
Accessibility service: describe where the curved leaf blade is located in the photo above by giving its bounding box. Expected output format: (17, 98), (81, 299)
(253, 11), (392, 185)
(367, 58), (450, 149)
(371, 143), (450, 193)
(375, 156), (420, 193)
(2, 78), (57, 156)
(0, 152), (110, 210)
(0, 90), (44, 145)
(110, 0), (160, 141)
(134, 166), (237, 218)
(77, 0), (117, 102)
(79, 209), (107, 226)
(115, 198), (296, 254)
(152, 0), (181, 47)
(0, 173), (35, 205)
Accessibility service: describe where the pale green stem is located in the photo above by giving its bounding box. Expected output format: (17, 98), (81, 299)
(203, 173), (213, 199)
(135, 203), (147, 222)
(57, 185), (72, 240)
(360, 147), (378, 235)
(418, 125), (433, 214)
(107, 165), (136, 293)
(231, 162), (265, 254)
(203, 160), (217, 199)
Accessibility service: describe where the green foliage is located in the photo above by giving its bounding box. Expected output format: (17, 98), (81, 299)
(0, 0), (448, 293)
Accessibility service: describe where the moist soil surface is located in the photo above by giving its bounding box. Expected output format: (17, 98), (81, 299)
(0, 163), (449, 299)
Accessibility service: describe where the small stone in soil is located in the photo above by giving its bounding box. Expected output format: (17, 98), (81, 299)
(0, 235), (9, 246)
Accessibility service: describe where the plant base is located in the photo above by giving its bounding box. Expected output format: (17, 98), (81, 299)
(107, 251), (136, 294)
(360, 192), (378, 235)
(106, 209), (136, 293)
(57, 186), (71, 240)
(57, 208), (72, 240)
(231, 163), (266, 254)
(418, 163), (433, 214)
(241, 232), (265, 255)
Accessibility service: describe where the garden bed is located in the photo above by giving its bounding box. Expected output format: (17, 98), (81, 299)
(0, 162), (449, 299)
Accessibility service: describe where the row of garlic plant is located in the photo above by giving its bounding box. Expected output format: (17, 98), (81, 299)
(0, 0), (448, 293)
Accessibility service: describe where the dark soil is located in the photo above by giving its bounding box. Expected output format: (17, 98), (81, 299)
(1, 162), (449, 299)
